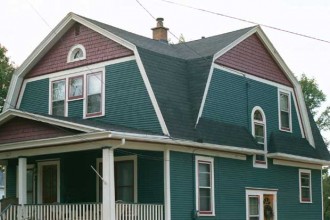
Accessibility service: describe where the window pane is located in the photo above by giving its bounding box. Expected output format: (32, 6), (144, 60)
(301, 176), (310, 187)
(250, 217), (259, 220)
(52, 101), (64, 116)
(255, 155), (266, 163)
(69, 77), (83, 97)
(199, 188), (211, 211)
(249, 196), (259, 216)
(115, 161), (134, 203)
(281, 111), (289, 129)
(117, 186), (134, 202)
(88, 74), (101, 95)
(254, 124), (264, 144)
(280, 93), (289, 111)
(73, 48), (83, 59)
(301, 188), (310, 200)
(254, 111), (263, 121)
(199, 173), (210, 187)
(52, 81), (65, 101)
(199, 163), (210, 173)
(87, 94), (101, 114)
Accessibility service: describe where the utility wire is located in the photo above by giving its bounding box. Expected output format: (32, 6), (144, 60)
(161, 0), (330, 44)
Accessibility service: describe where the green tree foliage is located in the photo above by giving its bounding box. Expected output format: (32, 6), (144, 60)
(0, 45), (15, 112)
(299, 74), (330, 131)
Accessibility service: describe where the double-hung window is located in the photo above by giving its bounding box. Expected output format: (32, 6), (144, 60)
(251, 107), (267, 167)
(68, 76), (83, 100)
(279, 91), (291, 131)
(86, 72), (102, 117)
(299, 169), (312, 203)
(195, 156), (214, 216)
(51, 80), (66, 116)
(248, 195), (260, 220)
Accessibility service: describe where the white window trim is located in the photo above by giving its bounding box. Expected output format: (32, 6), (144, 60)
(278, 89), (292, 132)
(84, 71), (105, 119)
(67, 44), (86, 63)
(251, 106), (267, 169)
(195, 156), (215, 217)
(37, 160), (60, 204)
(299, 169), (312, 203)
(246, 189), (277, 220)
(96, 155), (138, 203)
(49, 79), (67, 116)
(49, 67), (105, 118)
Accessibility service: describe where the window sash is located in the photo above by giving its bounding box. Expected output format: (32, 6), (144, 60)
(68, 76), (83, 99)
(86, 72), (102, 116)
(279, 92), (291, 130)
(51, 80), (65, 116)
(197, 160), (213, 214)
(300, 171), (311, 202)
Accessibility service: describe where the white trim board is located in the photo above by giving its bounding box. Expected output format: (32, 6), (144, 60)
(273, 159), (322, 170)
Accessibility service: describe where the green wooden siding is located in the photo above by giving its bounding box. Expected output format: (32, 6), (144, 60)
(68, 100), (83, 118)
(170, 151), (322, 220)
(20, 79), (49, 114)
(203, 68), (302, 143)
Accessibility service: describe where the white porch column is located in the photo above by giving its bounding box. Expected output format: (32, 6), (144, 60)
(164, 149), (171, 220)
(102, 147), (116, 220)
(18, 157), (27, 205)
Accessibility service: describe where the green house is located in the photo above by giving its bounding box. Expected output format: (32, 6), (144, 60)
(0, 12), (329, 220)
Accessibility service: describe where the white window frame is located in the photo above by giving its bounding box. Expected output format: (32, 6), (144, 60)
(37, 160), (60, 204)
(278, 89), (292, 132)
(299, 169), (312, 203)
(84, 71), (105, 118)
(195, 156), (215, 216)
(96, 155), (138, 203)
(67, 44), (86, 63)
(251, 106), (267, 169)
(246, 189), (277, 220)
(50, 79), (67, 116)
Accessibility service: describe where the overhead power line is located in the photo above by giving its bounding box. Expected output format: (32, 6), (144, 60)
(161, 0), (330, 44)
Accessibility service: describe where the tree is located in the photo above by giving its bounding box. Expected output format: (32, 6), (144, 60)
(299, 74), (330, 131)
(0, 45), (15, 112)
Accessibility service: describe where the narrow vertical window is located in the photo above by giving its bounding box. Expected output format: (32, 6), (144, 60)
(279, 91), (291, 131)
(51, 80), (65, 116)
(195, 156), (214, 216)
(251, 107), (267, 167)
(299, 169), (312, 203)
(248, 196), (260, 220)
(68, 76), (83, 100)
(86, 72), (102, 117)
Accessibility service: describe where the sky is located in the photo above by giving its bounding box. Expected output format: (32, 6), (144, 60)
(1, 0), (330, 137)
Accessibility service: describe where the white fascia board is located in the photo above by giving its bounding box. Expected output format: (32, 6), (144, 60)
(254, 28), (315, 147)
(0, 109), (104, 133)
(0, 131), (112, 152)
(268, 153), (330, 166)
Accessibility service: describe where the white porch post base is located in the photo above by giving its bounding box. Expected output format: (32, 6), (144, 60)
(18, 157), (27, 205)
(102, 147), (116, 220)
(164, 149), (171, 220)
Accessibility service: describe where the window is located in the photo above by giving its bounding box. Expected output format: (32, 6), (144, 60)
(248, 196), (260, 220)
(51, 80), (65, 116)
(251, 107), (267, 168)
(86, 72), (103, 117)
(299, 169), (312, 203)
(246, 189), (277, 220)
(68, 76), (83, 100)
(67, 44), (86, 63)
(279, 91), (291, 131)
(195, 156), (215, 216)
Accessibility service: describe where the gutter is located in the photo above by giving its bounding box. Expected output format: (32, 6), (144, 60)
(267, 153), (330, 166)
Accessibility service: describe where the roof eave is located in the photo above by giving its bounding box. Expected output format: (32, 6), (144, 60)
(268, 152), (330, 166)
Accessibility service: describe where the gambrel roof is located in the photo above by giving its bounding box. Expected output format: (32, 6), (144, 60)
(4, 12), (330, 165)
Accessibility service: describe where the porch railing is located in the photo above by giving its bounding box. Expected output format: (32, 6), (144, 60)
(0, 202), (163, 220)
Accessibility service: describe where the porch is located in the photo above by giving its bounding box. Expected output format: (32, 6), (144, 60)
(0, 147), (169, 220)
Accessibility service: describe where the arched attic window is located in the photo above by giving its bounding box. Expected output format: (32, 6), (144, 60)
(67, 44), (86, 63)
(251, 106), (267, 168)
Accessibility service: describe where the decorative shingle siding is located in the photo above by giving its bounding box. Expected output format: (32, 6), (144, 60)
(170, 151), (322, 220)
(26, 23), (133, 78)
(19, 78), (49, 114)
(215, 34), (293, 87)
(0, 118), (80, 144)
(202, 68), (302, 145)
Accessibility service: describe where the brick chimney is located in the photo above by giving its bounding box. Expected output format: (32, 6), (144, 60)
(152, 18), (169, 42)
